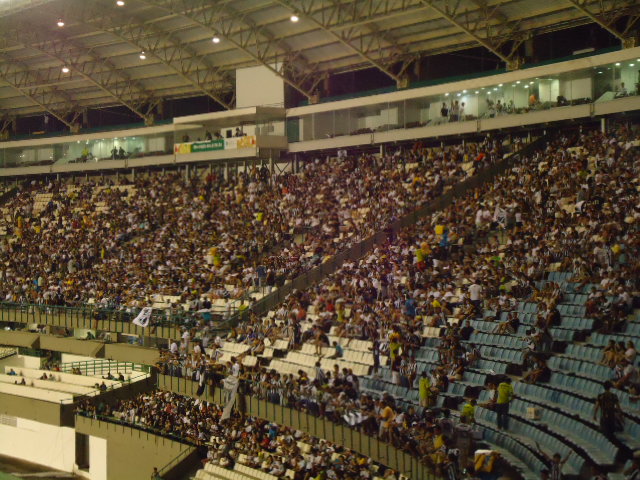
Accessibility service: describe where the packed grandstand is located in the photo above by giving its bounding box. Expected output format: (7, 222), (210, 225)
(0, 121), (638, 480)
(1, 2), (640, 480)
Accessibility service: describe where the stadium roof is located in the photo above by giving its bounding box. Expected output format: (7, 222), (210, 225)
(0, 0), (639, 128)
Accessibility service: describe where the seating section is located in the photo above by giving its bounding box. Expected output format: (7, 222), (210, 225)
(1, 366), (151, 403)
(196, 462), (280, 480)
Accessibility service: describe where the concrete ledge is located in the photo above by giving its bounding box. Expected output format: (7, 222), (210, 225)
(0, 330), (39, 348)
(75, 415), (194, 480)
(39, 335), (105, 358)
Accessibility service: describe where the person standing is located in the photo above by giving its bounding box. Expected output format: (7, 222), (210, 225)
(495, 378), (513, 430)
(594, 381), (622, 439)
(535, 443), (572, 480)
(419, 371), (432, 407)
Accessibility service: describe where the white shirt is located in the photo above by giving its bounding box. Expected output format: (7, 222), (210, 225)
(468, 284), (482, 301)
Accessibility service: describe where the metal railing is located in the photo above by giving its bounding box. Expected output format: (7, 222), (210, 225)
(59, 359), (137, 375)
(58, 370), (151, 405)
(0, 302), (235, 341)
(158, 446), (197, 479)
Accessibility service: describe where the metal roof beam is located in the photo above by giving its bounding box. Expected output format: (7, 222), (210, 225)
(1, 24), (159, 123)
(274, 0), (408, 85)
(141, 0), (323, 101)
(566, 0), (639, 47)
(63, 0), (234, 109)
(0, 52), (81, 130)
(419, 0), (523, 69)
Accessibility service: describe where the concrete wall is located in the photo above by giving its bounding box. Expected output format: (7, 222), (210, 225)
(0, 354), (42, 369)
(75, 415), (193, 480)
(0, 416), (76, 471)
(0, 391), (73, 426)
(88, 436), (108, 480)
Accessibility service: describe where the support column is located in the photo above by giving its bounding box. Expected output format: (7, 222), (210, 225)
(601, 117), (606, 134)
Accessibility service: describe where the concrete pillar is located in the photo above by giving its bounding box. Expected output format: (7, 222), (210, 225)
(601, 117), (606, 133)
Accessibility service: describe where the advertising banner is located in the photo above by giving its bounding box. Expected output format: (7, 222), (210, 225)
(191, 139), (225, 152)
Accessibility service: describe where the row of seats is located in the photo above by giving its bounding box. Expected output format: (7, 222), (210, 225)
(476, 407), (585, 476)
(548, 356), (612, 382)
(198, 462), (280, 480)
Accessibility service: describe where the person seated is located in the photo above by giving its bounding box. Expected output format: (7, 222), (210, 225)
(615, 82), (628, 97)
(327, 341), (344, 359)
(614, 358), (640, 391)
(522, 357), (549, 384)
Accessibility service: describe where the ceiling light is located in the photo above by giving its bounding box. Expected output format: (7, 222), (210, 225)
(116, 0), (125, 5)
(493, 87), (498, 91)
(524, 85), (529, 88)
(475, 91), (479, 94)
(61, 66), (70, 73)
(498, 83), (503, 87)
(630, 63), (635, 67)
(290, 14), (299, 22)
(615, 62), (620, 66)
(139, 51), (146, 60)
(212, 36), (220, 44)
(462, 89), (467, 93)
(444, 92), (449, 96)
(57, 19), (65, 27)
(516, 81), (521, 84)
(456, 93), (461, 97)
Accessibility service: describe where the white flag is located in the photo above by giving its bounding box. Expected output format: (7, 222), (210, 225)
(132, 307), (153, 327)
(220, 375), (240, 420)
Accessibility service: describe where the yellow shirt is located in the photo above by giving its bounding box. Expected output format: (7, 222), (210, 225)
(461, 402), (475, 419)
(497, 382), (513, 404)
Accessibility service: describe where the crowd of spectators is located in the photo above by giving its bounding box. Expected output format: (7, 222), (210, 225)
(3, 121), (640, 478)
(77, 390), (411, 480)
(155, 124), (640, 477)
(0, 138), (504, 320)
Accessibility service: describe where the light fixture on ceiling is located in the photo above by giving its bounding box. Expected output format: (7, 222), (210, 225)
(212, 36), (221, 44)
(116, 0), (125, 5)
(474, 91), (479, 94)
(139, 51), (146, 60)
(61, 66), (70, 73)
(615, 62), (620, 66)
(290, 13), (299, 22)
(444, 92), (449, 96)
(57, 18), (65, 27)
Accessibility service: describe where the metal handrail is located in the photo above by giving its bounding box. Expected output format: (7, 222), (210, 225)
(158, 445), (195, 477)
